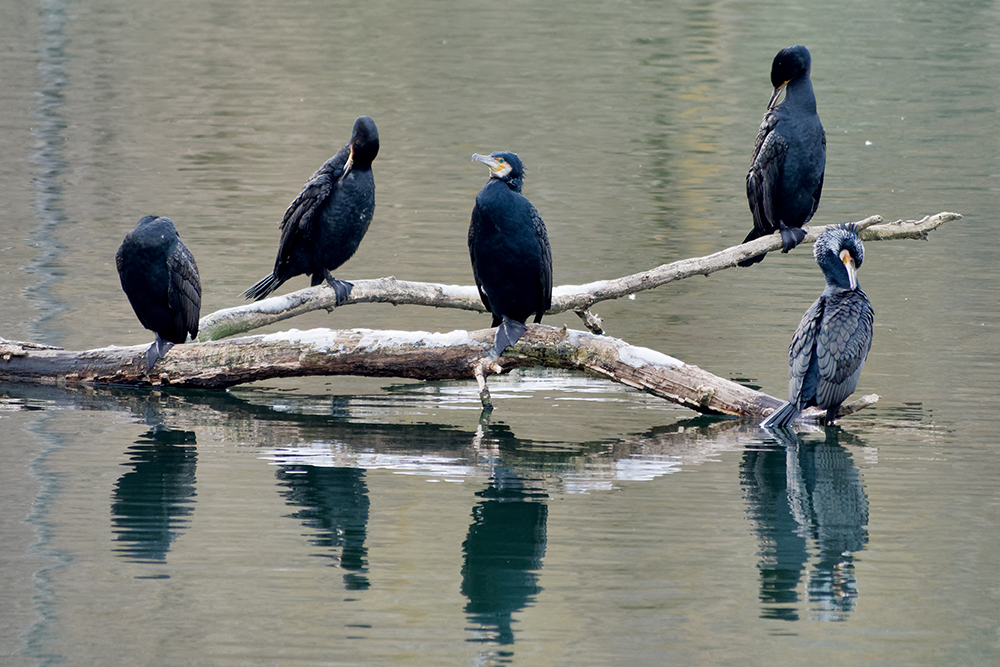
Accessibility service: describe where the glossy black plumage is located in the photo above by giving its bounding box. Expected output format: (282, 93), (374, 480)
(740, 45), (826, 267)
(469, 152), (553, 356)
(761, 224), (874, 427)
(244, 116), (379, 304)
(116, 215), (202, 372)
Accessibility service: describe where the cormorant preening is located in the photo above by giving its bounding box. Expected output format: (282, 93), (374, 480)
(244, 116), (379, 304)
(740, 45), (826, 267)
(116, 215), (202, 372)
(469, 152), (553, 356)
(761, 224), (873, 427)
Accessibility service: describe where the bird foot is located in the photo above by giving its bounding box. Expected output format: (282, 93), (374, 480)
(146, 338), (174, 373)
(779, 224), (807, 253)
(323, 271), (354, 306)
(493, 317), (527, 356)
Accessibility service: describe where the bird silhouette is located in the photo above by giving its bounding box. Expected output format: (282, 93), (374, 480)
(244, 116), (379, 304)
(741, 45), (826, 266)
(468, 152), (553, 356)
(762, 224), (873, 427)
(116, 215), (201, 372)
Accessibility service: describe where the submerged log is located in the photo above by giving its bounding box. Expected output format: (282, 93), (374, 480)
(0, 326), (876, 423)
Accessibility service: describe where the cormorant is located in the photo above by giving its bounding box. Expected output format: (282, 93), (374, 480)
(740, 45), (826, 267)
(761, 224), (874, 427)
(116, 215), (202, 372)
(469, 152), (553, 356)
(243, 115), (379, 304)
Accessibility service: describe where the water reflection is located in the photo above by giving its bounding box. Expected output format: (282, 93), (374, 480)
(275, 465), (371, 590)
(462, 469), (548, 649)
(459, 420), (548, 654)
(741, 428), (869, 622)
(26, 0), (71, 343)
(110, 427), (197, 564)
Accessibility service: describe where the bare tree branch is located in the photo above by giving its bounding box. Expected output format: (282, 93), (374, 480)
(0, 211), (958, 424)
(198, 212), (960, 341)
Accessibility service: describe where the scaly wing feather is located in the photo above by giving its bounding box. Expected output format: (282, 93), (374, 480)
(815, 290), (874, 409)
(166, 240), (202, 340)
(787, 296), (825, 406)
(529, 203), (552, 322)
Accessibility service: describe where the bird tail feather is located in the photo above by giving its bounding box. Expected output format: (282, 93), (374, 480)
(492, 317), (527, 357)
(243, 273), (282, 301)
(737, 227), (768, 267)
(760, 401), (801, 428)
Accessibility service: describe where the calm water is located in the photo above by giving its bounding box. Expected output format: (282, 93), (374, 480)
(1, 0), (999, 665)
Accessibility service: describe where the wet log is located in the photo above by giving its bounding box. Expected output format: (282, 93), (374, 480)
(0, 326), (876, 422)
(198, 212), (961, 339)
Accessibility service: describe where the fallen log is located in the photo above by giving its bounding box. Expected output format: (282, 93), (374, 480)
(0, 325), (877, 423)
(0, 212), (955, 423)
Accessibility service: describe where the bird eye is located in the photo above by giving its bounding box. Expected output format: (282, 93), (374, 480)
(496, 158), (505, 164)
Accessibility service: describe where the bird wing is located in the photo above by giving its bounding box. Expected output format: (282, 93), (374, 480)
(166, 241), (203, 339)
(273, 147), (350, 268)
(530, 204), (553, 320)
(806, 132), (827, 221)
(747, 112), (787, 232)
(815, 290), (874, 409)
(467, 209), (493, 317)
(787, 295), (825, 406)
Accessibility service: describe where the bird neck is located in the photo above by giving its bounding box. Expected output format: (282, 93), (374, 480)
(823, 271), (858, 294)
(783, 77), (817, 114)
(493, 175), (522, 193)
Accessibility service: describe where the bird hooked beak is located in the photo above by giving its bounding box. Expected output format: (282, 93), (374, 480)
(840, 249), (858, 290)
(338, 145), (355, 183)
(768, 81), (789, 110)
(472, 153), (512, 179)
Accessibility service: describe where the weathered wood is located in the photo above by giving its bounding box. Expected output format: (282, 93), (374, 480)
(1, 211), (957, 423)
(0, 326), (876, 423)
(197, 212), (960, 340)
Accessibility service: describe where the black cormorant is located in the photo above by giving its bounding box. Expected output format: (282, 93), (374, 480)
(244, 115), (379, 304)
(116, 215), (202, 372)
(469, 152), (553, 356)
(761, 224), (874, 427)
(740, 45), (826, 267)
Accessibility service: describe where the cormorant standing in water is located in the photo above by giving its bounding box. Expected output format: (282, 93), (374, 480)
(740, 45), (826, 267)
(244, 116), (379, 304)
(761, 224), (873, 427)
(116, 215), (202, 372)
(469, 152), (552, 356)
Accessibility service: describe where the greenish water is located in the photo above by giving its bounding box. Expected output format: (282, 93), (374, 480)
(1, 0), (998, 665)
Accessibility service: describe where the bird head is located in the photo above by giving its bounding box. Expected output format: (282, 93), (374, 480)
(348, 116), (380, 170)
(768, 45), (812, 110)
(815, 223), (864, 291)
(472, 151), (524, 192)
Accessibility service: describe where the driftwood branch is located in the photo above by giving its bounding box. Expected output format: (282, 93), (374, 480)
(0, 325), (875, 423)
(197, 212), (960, 341)
(0, 212), (957, 423)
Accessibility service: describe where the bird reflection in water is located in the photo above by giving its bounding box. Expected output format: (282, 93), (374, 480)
(110, 427), (197, 563)
(741, 428), (868, 621)
(276, 466), (371, 590)
(462, 464), (548, 649)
